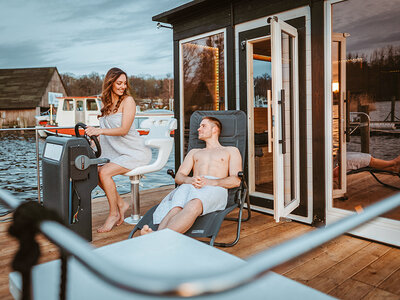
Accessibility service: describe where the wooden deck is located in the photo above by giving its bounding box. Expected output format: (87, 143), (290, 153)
(1, 185), (399, 300)
(334, 171), (400, 220)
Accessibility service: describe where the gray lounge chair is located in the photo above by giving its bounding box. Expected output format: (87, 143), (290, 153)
(128, 110), (250, 246)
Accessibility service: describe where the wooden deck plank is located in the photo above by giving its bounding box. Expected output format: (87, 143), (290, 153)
(352, 248), (400, 287)
(363, 287), (400, 300)
(306, 243), (391, 294)
(0, 185), (399, 300)
(378, 268), (400, 296)
(328, 278), (374, 300)
(283, 236), (369, 281)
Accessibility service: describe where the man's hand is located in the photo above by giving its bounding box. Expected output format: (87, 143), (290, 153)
(191, 176), (212, 189)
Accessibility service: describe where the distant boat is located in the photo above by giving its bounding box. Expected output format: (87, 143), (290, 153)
(35, 98), (174, 137)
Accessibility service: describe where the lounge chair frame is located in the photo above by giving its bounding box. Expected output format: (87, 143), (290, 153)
(128, 110), (250, 247)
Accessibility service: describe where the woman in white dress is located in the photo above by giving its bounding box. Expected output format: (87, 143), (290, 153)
(86, 68), (151, 232)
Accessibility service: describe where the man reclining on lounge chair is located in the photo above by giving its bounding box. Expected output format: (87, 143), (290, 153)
(333, 152), (400, 179)
(141, 116), (242, 235)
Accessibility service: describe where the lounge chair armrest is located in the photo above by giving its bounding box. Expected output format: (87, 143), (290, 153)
(167, 169), (175, 178)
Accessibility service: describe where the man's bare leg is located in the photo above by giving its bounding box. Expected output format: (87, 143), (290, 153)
(162, 199), (203, 234)
(158, 207), (182, 230)
(97, 163), (130, 233)
(370, 156), (399, 171)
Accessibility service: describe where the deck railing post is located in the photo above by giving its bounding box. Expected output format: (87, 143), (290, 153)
(35, 129), (41, 204)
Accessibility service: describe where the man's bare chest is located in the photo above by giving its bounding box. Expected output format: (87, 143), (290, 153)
(193, 149), (229, 165)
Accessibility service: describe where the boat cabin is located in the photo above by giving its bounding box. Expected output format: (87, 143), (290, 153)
(56, 97), (101, 127)
(153, 0), (400, 246)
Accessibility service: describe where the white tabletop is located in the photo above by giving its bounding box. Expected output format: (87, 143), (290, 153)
(9, 229), (334, 299)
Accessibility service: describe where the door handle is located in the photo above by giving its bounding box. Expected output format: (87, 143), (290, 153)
(278, 89), (286, 154)
(267, 90), (272, 153)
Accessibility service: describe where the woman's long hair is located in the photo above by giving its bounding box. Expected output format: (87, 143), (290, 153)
(99, 67), (132, 117)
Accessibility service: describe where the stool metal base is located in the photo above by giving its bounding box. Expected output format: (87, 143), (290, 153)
(124, 215), (142, 225)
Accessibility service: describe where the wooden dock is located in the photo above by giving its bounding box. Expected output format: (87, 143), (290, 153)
(1, 185), (399, 299)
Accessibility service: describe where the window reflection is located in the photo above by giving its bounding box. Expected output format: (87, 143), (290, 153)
(182, 33), (225, 154)
(332, 0), (400, 220)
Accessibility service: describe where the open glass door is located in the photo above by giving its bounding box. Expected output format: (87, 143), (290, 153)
(270, 17), (300, 221)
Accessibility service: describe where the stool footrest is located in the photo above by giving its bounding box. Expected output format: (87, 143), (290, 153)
(124, 215), (142, 225)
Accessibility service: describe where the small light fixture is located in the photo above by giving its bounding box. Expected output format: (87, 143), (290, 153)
(156, 22), (173, 30)
(332, 82), (339, 93)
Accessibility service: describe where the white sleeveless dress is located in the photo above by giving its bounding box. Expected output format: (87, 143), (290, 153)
(98, 113), (151, 170)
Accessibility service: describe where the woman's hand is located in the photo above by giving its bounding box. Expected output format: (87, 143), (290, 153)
(85, 126), (102, 137)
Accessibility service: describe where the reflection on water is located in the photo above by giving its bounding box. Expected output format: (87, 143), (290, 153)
(0, 134), (174, 214)
(333, 101), (400, 160)
(347, 101), (400, 160)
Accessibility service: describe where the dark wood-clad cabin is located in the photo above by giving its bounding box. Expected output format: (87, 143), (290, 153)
(0, 67), (67, 127)
(153, 0), (400, 246)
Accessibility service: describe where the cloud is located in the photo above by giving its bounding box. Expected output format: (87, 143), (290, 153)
(0, 0), (189, 76)
(0, 41), (52, 67)
(332, 0), (400, 56)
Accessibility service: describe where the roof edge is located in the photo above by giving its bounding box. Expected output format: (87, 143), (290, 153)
(152, 0), (209, 24)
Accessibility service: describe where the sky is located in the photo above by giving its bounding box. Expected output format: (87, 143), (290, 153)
(332, 0), (400, 57)
(0, 0), (191, 77)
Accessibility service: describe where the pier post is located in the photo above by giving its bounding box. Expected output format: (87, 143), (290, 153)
(391, 96), (396, 122)
(346, 91), (350, 143)
(360, 105), (370, 153)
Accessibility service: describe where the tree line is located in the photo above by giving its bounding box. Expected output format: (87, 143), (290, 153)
(61, 73), (174, 103)
(347, 45), (400, 101)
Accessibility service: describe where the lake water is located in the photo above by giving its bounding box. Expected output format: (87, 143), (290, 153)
(347, 101), (400, 160)
(0, 133), (175, 215)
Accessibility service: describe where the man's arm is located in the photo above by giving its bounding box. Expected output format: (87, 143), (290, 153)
(174, 149), (197, 185)
(202, 147), (242, 189)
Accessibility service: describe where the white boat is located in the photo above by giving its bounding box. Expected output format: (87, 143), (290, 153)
(36, 98), (174, 137)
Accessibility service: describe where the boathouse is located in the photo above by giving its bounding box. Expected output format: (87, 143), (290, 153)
(153, 0), (400, 246)
(0, 67), (67, 127)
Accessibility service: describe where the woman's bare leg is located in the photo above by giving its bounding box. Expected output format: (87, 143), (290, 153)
(97, 163), (130, 232)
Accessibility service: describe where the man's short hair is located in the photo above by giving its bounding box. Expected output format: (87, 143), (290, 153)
(202, 116), (222, 135)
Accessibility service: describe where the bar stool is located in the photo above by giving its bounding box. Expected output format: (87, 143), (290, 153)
(123, 117), (177, 224)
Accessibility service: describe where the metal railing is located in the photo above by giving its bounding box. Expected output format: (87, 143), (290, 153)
(0, 188), (399, 297)
(0, 126), (85, 204)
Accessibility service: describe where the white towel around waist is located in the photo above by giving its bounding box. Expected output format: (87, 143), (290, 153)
(153, 176), (228, 225)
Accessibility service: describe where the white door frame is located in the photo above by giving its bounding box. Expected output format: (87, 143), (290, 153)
(235, 6), (313, 224)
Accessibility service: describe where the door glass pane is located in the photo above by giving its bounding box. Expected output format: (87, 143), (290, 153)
(332, 40), (344, 191)
(332, 0), (400, 221)
(252, 39), (274, 196)
(63, 99), (73, 111)
(281, 31), (295, 207)
(76, 101), (84, 111)
(182, 33), (225, 155)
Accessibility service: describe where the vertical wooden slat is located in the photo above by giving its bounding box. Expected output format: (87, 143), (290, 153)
(311, 0), (326, 225)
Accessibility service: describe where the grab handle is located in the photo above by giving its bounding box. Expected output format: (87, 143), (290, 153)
(267, 90), (272, 153)
(278, 89), (286, 154)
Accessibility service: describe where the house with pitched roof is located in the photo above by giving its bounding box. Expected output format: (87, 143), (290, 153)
(0, 67), (67, 127)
